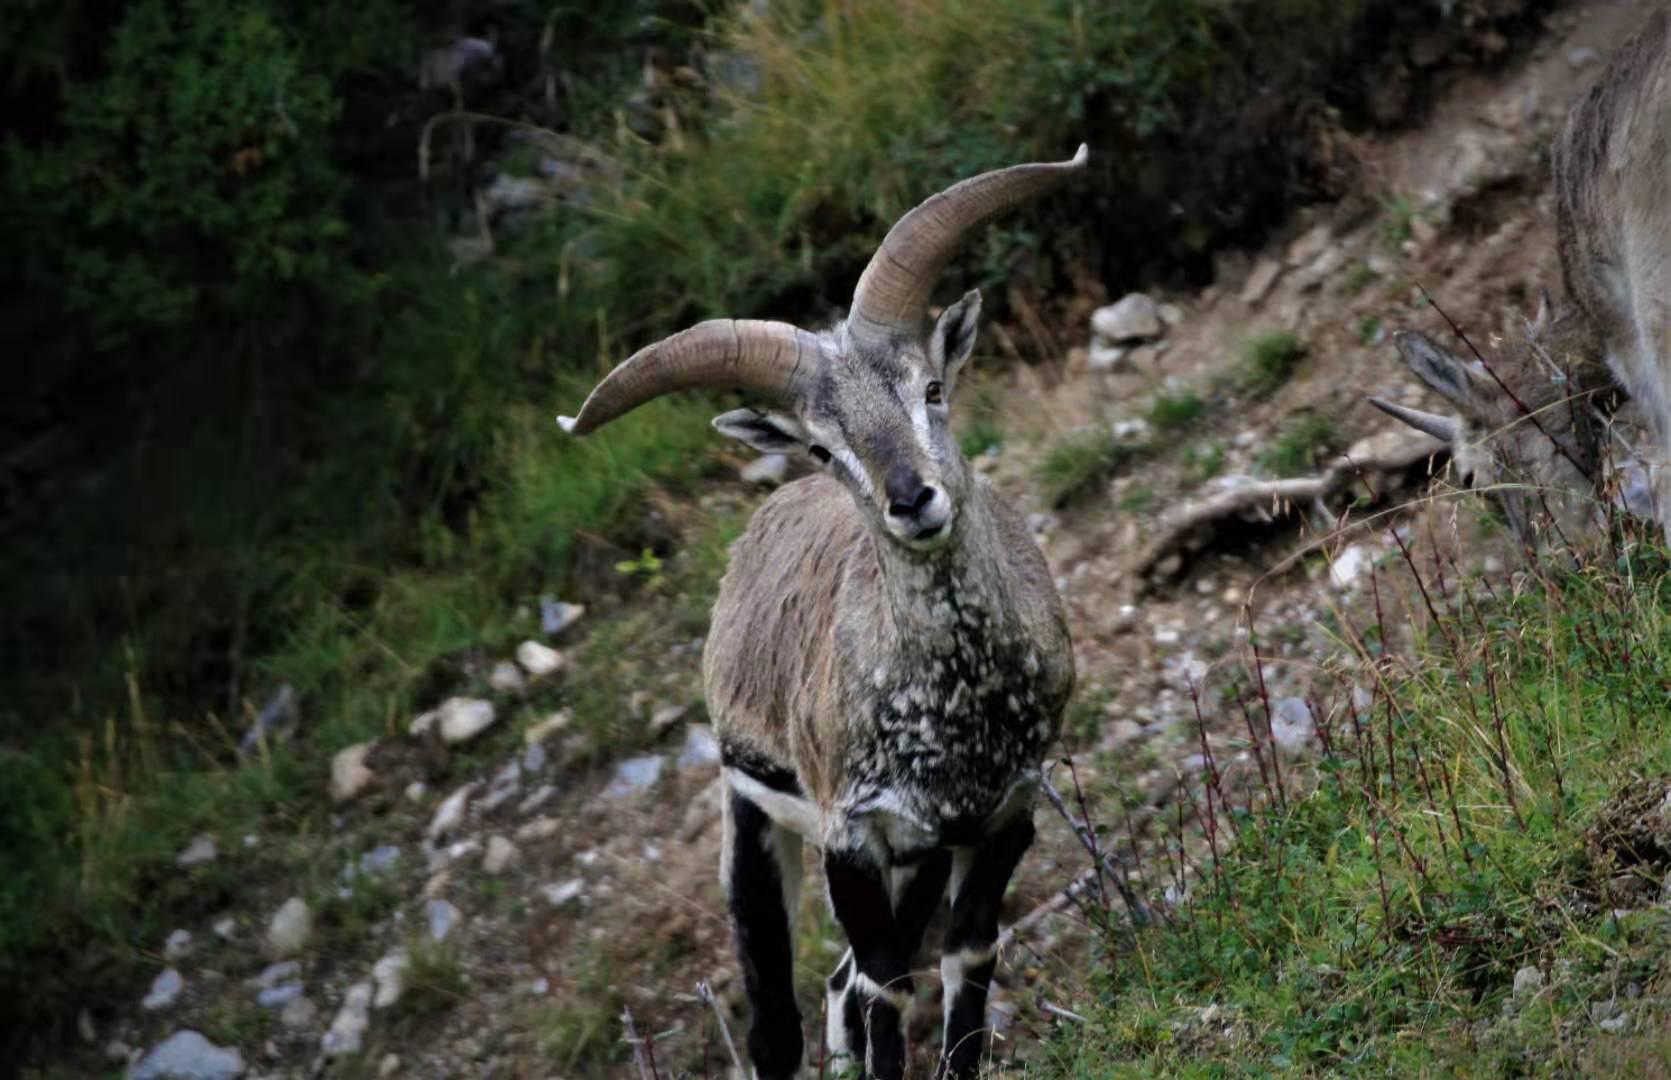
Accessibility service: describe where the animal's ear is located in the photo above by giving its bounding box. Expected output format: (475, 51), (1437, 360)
(930, 289), (982, 389)
(1394, 330), (1491, 413)
(712, 408), (807, 453)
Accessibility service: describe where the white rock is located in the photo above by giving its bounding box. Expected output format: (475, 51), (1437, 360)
(741, 454), (791, 485)
(247, 961), (301, 991)
(322, 982), (373, 1057)
(279, 995), (318, 1029)
(437, 697), (497, 744)
(540, 879), (586, 908)
(428, 783), (476, 840)
(1087, 341), (1127, 372)
(129, 1031), (244, 1080)
(523, 741), (547, 773)
(603, 755), (665, 800)
(540, 598), (585, 637)
(524, 711), (571, 747)
(483, 836), (521, 876)
(677, 726), (722, 770)
(1568, 46), (1600, 68)
(142, 968), (184, 1011)
(379, 1053), (402, 1078)
(1285, 223), (1332, 267)
(175, 835), (218, 868)
(1112, 418), (1150, 441)
(488, 661), (525, 693)
(426, 898), (461, 943)
(265, 898), (313, 959)
(404, 781), (428, 804)
(256, 983), (304, 1009)
(519, 784), (556, 814)
(164, 929), (194, 961)
(515, 640), (563, 678)
(330, 743), (377, 805)
(1268, 698), (1317, 756)
(1092, 293), (1163, 344)
(212, 916), (237, 941)
(517, 817), (562, 843)
(372, 950), (410, 1009)
(1329, 544), (1371, 590)
(1158, 302), (1184, 327)
(1513, 965), (1544, 998)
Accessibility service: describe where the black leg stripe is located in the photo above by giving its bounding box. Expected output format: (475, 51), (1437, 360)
(727, 791), (803, 1076)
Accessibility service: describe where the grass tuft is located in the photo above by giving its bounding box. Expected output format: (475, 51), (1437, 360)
(1238, 329), (1308, 397)
(1257, 412), (1340, 476)
(1038, 427), (1147, 508)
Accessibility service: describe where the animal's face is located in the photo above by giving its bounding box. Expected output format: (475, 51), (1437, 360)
(713, 291), (982, 553)
(1385, 323), (1603, 547)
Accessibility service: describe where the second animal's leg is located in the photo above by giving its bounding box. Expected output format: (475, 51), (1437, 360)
(938, 814), (1034, 1079)
(825, 847), (914, 1080)
(724, 787), (805, 1079)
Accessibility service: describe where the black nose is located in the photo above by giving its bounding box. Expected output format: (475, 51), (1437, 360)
(885, 464), (935, 518)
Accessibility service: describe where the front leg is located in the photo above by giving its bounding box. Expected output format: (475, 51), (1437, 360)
(939, 813), (1034, 1079)
(825, 847), (913, 1080)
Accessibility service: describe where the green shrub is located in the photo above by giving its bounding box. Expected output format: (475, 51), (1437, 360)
(1147, 388), (1208, 432)
(1239, 329), (1308, 396)
(1038, 427), (1146, 508)
(1257, 412), (1339, 476)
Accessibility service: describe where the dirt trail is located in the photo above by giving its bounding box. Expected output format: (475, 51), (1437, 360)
(73, 4), (1655, 1077)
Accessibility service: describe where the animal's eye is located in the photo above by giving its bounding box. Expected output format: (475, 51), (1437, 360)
(809, 445), (832, 464)
(925, 381), (944, 405)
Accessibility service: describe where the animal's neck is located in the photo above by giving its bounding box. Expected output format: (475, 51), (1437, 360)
(871, 483), (1014, 647)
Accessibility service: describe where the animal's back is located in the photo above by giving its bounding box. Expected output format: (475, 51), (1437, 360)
(704, 474), (866, 806)
(1555, 8), (1671, 428)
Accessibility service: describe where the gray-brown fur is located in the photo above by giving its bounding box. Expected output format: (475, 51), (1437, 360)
(1379, 9), (1671, 542)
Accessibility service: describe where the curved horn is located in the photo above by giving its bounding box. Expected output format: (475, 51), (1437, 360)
(1369, 397), (1462, 443)
(558, 319), (820, 436)
(848, 144), (1088, 342)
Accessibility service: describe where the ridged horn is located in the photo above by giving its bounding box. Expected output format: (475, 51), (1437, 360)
(558, 319), (820, 436)
(848, 144), (1088, 342)
(1369, 397), (1462, 443)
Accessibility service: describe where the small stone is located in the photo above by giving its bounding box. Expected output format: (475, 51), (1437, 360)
(1087, 341), (1127, 372)
(523, 741), (547, 774)
(322, 983), (373, 1057)
(437, 697), (497, 744)
(164, 929), (194, 961)
(603, 755), (665, 800)
(517, 817), (562, 843)
(515, 640), (563, 678)
(1329, 545), (1371, 590)
(524, 711), (572, 747)
(529, 977), (550, 996)
(405, 781), (427, 804)
(142, 968), (184, 1011)
(78, 1008), (96, 1044)
(129, 1031), (245, 1080)
(426, 898), (461, 943)
(372, 950), (410, 1009)
(1112, 418), (1150, 441)
(279, 996), (318, 1030)
(1092, 293), (1163, 344)
(175, 835), (218, 868)
(212, 916), (237, 941)
(1269, 698), (1317, 756)
(354, 845), (402, 879)
(1513, 966), (1544, 998)
(428, 783), (476, 840)
(265, 898), (312, 959)
(105, 1039), (132, 1064)
(1285, 223), (1332, 267)
(541, 879), (586, 908)
(1568, 46), (1600, 68)
(1599, 1012), (1630, 1034)
(1157, 302), (1184, 327)
(379, 1053), (402, 1078)
(330, 743), (378, 805)
(483, 836), (521, 876)
(1241, 258), (1282, 306)
(256, 983), (304, 1009)
(540, 598), (586, 637)
(677, 725), (722, 769)
(519, 784), (556, 814)
(1153, 554), (1183, 579)
(248, 962), (301, 992)
(741, 453), (791, 485)
(423, 870), (453, 899)
(649, 704), (687, 736)
(488, 661), (526, 693)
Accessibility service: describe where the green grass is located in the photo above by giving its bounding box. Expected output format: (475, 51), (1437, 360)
(1379, 194), (1419, 251)
(1257, 412), (1340, 476)
(1343, 261), (1379, 296)
(1038, 427), (1148, 508)
(1183, 441), (1225, 486)
(1147, 388), (1208, 432)
(1036, 533), (1671, 1076)
(959, 417), (1006, 459)
(1239, 329), (1308, 397)
(1358, 313), (1383, 344)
